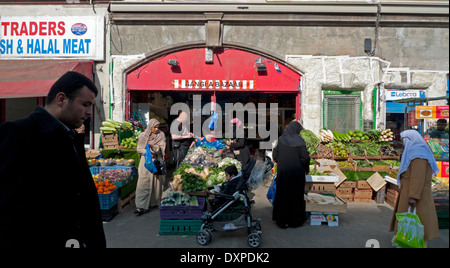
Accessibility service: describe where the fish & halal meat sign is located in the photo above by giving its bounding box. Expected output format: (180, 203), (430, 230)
(0, 16), (104, 60)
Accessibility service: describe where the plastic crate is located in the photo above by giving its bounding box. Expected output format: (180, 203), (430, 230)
(101, 205), (119, 222)
(119, 177), (137, 199)
(159, 198), (205, 220)
(158, 220), (203, 235)
(437, 210), (449, 229)
(98, 188), (119, 210)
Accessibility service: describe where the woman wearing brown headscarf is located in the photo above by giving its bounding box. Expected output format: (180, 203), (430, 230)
(135, 118), (166, 215)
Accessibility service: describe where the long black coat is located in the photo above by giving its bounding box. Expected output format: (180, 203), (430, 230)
(272, 141), (310, 227)
(0, 107), (106, 248)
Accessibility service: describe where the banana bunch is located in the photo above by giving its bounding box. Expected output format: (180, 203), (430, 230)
(100, 119), (133, 134)
(319, 129), (334, 143)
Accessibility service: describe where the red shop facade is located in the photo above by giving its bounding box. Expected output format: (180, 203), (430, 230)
(125, 47), (302, 150)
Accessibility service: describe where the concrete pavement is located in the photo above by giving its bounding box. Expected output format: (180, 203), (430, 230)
(102, 185), (449, 248)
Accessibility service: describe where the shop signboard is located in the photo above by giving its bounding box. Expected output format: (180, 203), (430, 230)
(0, 16), (104, 60)
(416, 106), (449, 119)
(386, 89), (425, 101)
(172, 79), (256, 90)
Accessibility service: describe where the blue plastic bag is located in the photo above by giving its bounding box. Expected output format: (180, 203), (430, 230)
(144, 144), (157, 173)
(266, 174), (277, 205)
(209, 112), (218, 130)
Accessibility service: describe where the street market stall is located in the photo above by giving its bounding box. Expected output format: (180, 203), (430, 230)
(303, 122), (448, 229)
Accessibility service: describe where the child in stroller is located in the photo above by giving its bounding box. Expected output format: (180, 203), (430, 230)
(196, 157), (273, 248)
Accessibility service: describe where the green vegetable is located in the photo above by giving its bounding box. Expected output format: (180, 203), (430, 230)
(300, 129), (321, 154)
(180, 173), (206, 193)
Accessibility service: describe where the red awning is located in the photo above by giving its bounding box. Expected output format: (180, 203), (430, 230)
(0, 60), (93, 99)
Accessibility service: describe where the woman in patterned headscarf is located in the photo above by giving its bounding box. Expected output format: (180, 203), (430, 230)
(135, 118), (166, 215)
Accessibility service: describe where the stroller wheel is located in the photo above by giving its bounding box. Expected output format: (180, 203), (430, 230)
(196, 230), (212, 246)
(247, 233), (262, 248)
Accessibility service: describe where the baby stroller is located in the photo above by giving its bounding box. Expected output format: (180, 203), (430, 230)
(196, 157), (274, 247)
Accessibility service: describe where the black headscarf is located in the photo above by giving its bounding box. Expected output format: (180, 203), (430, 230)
(278, 121), (306, 147)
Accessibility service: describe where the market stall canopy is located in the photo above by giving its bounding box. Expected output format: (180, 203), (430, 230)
(0, 60), (93, 99)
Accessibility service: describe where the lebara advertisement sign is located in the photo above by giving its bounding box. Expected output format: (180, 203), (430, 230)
(0, 16), (104, 60)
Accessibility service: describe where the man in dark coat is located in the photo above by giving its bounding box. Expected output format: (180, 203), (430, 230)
(272, 121), (310, 229)
(0, 71), (106, 248)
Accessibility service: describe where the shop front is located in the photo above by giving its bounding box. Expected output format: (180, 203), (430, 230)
(0, 15), (105, 148)
(125, 47), (302, 154)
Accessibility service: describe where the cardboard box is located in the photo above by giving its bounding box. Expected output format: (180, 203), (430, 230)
(310, 212), (339, 227)
(305, 196), (347, 213)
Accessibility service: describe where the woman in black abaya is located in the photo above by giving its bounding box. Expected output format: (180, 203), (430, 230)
(272, 121), (310, 228)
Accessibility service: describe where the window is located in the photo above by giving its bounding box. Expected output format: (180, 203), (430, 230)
(323, 90), (362, 133)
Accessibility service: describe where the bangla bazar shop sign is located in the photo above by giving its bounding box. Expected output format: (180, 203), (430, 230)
(0, 16), (104, 60)
(416, 106), (449, 119)
(172, 79), (256, 90)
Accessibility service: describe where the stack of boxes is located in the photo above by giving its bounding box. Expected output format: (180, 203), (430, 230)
(354, 180), (373, 203)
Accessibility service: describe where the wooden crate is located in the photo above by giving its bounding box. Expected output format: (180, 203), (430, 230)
(354, 196), (372, 203)
(336, 193), (353, 202)
(305, 182), (336, 195)
(102, 134), (119, 149)
(356, 180), (371, 189)
(336, 187), (353, 195)
(354, 188), (373, 198)
(341, 181), (356, 188)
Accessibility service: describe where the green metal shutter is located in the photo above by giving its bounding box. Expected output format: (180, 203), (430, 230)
(324, 95), (361, 133)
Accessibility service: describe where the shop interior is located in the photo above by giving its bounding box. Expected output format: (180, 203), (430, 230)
(130, 91), (297, 163)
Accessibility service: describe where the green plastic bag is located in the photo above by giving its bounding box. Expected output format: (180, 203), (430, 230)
(393, 207), (426, 248)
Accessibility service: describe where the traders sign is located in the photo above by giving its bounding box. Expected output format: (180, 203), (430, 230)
(0, 16), (104, 60)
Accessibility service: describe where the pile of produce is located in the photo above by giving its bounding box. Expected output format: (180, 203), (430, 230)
(180, 173), (206, 193)
(160, 191), (199, 206)
(92, 169), (132, 184)
(183, 147), (220, 167)
(381, 145), (400, 157)
(325, 142), (350, 157)
(95, 180), (117, 194)
(312, 128), (400, 162)
(100, 119), (133, 134)
(318, 129), (334, 143)
(379, 129), (394, 142)
(171, 145), (244, 193)
(120, 137), (138, 148)
(300, 129), (321, 154)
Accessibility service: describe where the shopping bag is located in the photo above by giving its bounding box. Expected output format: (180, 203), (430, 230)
(144, 144), (157, 173)
(392, 206), (426, 248)
(153, 159), (166, 175)
(266, 174), (277, 205)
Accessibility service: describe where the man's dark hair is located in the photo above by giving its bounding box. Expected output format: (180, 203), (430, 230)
(46, 71), (98, 105)
(224, 165), (238, 177)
